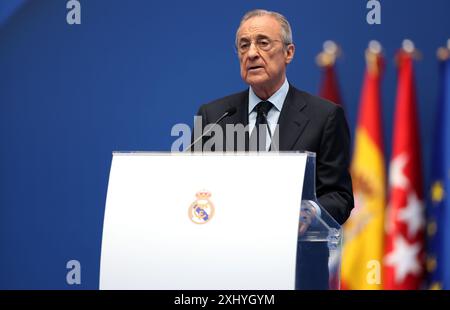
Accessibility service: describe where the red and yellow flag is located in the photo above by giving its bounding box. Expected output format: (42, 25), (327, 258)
(341, 43), (386, 289)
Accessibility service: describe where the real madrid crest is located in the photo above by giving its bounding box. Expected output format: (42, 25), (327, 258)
(189, 190), (215, 224)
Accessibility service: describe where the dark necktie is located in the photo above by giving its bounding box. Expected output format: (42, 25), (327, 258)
(252, 101), (273, 151)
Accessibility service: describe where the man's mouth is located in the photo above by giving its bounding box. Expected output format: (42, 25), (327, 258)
(248, 65), (264, 71)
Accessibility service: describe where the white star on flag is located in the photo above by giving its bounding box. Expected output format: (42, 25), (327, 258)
(384, 235), (422, 284)
(389, 153), (409, 189)
(397, 191), (424, 238)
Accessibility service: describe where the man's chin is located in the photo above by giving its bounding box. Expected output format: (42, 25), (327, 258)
(244, 77), (269, 89)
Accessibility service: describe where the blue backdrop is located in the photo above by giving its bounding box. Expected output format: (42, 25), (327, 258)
(1, 0), (449, 289)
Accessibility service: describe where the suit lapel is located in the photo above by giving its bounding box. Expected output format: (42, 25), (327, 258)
(226, 90), (248, 127)
(277, 86), (310, 150)
(224, 90), (249, 151)
(223, 86), (310, 151)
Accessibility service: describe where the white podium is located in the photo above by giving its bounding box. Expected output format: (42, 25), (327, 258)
(99, 152), (343, 290)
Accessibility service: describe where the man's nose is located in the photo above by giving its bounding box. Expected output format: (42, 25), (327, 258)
(247, 42), (260, 59)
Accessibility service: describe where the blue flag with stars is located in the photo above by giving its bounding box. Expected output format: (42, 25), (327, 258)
(426, 52), (450, 290)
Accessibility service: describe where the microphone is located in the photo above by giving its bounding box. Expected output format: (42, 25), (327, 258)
(185, 106), (237, 152)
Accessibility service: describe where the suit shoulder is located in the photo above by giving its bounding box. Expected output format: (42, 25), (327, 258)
(295, 88), (341, 114)
(200, 90), (248, 112)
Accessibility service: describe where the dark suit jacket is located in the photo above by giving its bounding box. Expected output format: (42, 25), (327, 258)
(195, 84), (354, 225)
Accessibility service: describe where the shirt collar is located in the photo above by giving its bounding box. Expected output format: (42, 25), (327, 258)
(248, 78), (289, 114)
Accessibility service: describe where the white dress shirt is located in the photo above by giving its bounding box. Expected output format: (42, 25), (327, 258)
(248, 78), (289, 151)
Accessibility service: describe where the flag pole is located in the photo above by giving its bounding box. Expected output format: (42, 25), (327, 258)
(398, 39), (422, 61)
(366, 40), (383, 75)
(316, 40), (341, 67)
(437, 40), (450, 61)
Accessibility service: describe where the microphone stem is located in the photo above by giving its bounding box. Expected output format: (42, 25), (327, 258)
(185, 111), (230, 152)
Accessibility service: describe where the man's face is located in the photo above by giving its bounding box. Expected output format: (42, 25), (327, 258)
(236, 15), (294, 93)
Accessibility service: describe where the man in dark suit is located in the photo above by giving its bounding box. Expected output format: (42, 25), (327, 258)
(194, 9), (353, 289)
(195, 9), (353, 225)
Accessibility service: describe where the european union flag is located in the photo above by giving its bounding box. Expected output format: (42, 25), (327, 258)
(426, 49), (450, 290)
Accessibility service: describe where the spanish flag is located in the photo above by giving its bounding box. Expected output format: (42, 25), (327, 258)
(341, 41), (386, 289)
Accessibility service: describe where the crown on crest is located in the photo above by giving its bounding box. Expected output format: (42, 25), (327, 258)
(196, 190), (211, 199)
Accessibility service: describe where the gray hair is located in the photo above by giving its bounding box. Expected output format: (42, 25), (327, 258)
(235, 9), (293, 48)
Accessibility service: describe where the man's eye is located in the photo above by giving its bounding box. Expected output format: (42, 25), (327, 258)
(239, 42), (250, 49)
(258, 40), (270, 47)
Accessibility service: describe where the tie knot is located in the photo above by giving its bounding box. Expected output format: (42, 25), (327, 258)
(256, 101), (273, 116)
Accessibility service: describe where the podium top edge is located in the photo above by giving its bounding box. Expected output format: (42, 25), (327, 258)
(112, 151), (316, 157)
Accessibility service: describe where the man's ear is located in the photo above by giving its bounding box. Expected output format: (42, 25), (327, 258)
(285, 44), (295, 64)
